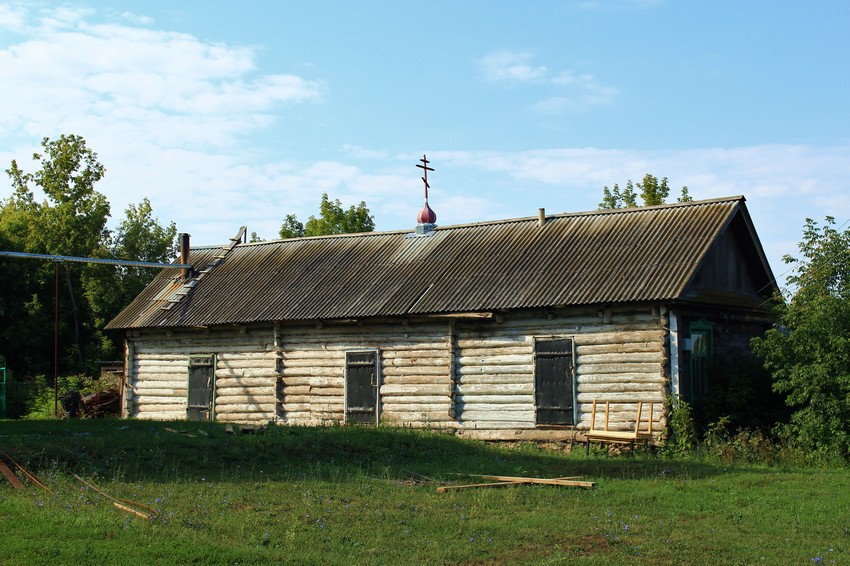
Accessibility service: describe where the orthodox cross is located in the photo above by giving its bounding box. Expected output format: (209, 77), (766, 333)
(416, 154), (434, 201)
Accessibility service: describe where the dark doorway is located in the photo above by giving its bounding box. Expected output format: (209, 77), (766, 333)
(534, 338), (574, 425)
(187, 355), (215, 421)
(345, 350), (379, 424)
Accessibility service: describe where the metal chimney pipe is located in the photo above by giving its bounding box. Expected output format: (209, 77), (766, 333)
(179, 233), (191, 279)
(538, 208), (546, 228)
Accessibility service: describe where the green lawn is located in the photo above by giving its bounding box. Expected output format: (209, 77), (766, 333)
(0, 419), (847, 565)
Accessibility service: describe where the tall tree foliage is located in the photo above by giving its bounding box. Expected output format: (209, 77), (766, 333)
(1, 135), (176, 378)
(279, 193), (375, 239)
(599, 174), (691, 209)
(751, 217), (850, 459)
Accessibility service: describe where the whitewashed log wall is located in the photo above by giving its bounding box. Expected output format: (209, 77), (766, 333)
(125, 329), (277, 422)
(453, 310), (667, 435)
(124, 306), (669, 438)
(278, 323), (454, 427)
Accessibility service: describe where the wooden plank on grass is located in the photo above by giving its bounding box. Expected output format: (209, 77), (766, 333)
(114, 502), (153, 520)
(470, 474), (595, 488)
(0, 460), (23, 488)
(436, 481), (522, 492)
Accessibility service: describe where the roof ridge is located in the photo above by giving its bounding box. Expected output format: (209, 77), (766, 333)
(232, 195), (746, 247)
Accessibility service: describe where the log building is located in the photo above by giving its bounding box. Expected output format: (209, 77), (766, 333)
(106, 195), (776, 441)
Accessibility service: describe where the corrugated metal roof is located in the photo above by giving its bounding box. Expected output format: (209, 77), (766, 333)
(106, 196), (771, 329)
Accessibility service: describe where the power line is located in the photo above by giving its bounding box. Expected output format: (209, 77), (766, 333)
(0, 250), (190, 269)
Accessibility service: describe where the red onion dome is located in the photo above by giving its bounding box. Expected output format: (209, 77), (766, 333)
(417, 202), (437, 224)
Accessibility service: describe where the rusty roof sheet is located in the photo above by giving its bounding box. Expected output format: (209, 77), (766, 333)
(106, 196), (772, 329)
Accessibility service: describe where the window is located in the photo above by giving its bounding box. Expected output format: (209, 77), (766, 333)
(688, 319), (714, 398)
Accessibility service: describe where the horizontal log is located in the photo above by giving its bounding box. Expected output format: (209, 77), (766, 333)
(455, 410), (534, 422)
(455, 374), (532, 385)
(279, 358), (343, 368)
(215, 413), (276, 423)
(381, 395), (450, 404)
(453, 422), (537, 432)
(457, 322), (658, 340)
(132, 411), (185, 420)
(577, 392), (665, 403)
(455, 383), (532, 395)
(380, 384), (451, 396)
(455, 394), (534, 405)
(578, 352), (662, 364)
(133, 380), (186, 390)
(214, 377), (274, 389)
(382, 415), (454, 424)
(458, 365), (533, 376)
(457, 346), (532, 357)
(280, 367), (341, 378)
(131, 388), (186, 397)
(381, 406), (451, 416)
(382, 349), (451, 359)
(382, 366), (448, 377)
(454, 428), (580, 441)
(382, 374), (452, 386)
(311, 387), (344, 397)
(134, 396), (185, 406)
(279, 349), (346, 360)
(280, 385), (310, 396)
(577, 373), (665, 385)
(573, 330), (665, 346)
(133, 363), (186, 374)
(577, 382), (663, 394)
(133, 353), (190, 362)
(577, 363), (661, 375)
(215, 370), (279, 381)
(283, 334), (447, 346)
(129, 371), (185, 381)
(135, 339), (275, 352)
(383, 356), (450, 367)
(456, 402), (530, 412)
(216, 403), (276, 414)
(576, 341), (662, 356)
(455, 338), (529, 348)
(457, 354), (531, 366)
(215, 395), (278, 406)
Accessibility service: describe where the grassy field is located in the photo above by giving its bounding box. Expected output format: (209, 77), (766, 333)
(0, 419), (847, 565)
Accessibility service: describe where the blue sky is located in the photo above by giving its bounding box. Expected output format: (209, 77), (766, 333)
(1, 1), (848, 284)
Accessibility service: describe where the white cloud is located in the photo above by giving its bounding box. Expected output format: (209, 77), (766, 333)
(0, 5), (322, 150)
(478, 51), (548, 83)
(431, 144), (850, 278)
(477, 50), (617, 113)
(119, 11), (153, 26)
(0, 3), (27, 32)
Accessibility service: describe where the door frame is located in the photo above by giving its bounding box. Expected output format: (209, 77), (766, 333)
(344, 349), (381, 425)
(532, 336), (576, 426)
(187, 354), (216, 421)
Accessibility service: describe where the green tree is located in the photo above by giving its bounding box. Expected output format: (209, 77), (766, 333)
(279, 193), (374, 239)
(278, 214), (305, 239)
(1, 135), (177, 378)
(84, 198), (177, 337)
(599, 174), (690, 209)
(751, 217), (850, 459)
(2, 135), (110, 373)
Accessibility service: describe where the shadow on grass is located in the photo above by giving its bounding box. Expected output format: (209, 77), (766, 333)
(0, 418), (757, 484)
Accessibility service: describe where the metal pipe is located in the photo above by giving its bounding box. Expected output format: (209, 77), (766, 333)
(538, 208), (546, 228)
(54, 263), (59, 417)
(0, 250), (191, 269)
(179, 233), (191, 279)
